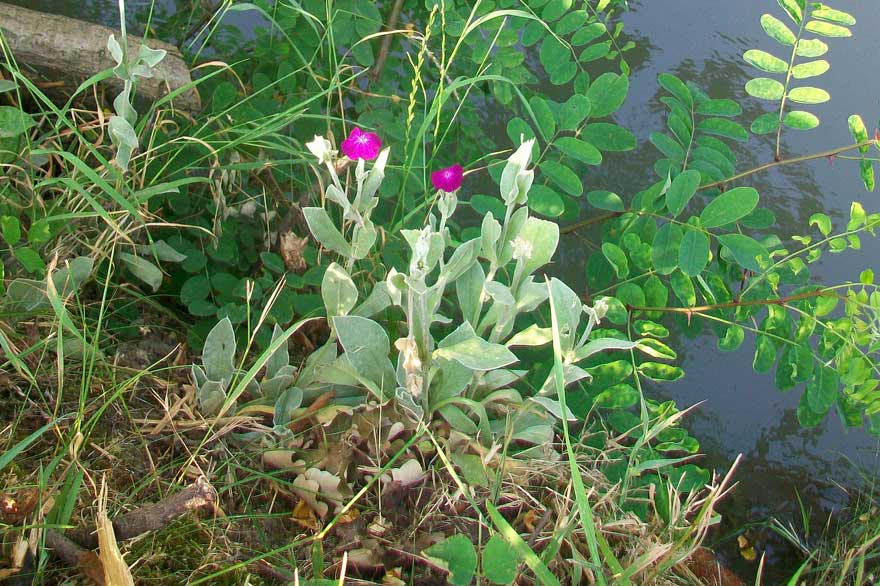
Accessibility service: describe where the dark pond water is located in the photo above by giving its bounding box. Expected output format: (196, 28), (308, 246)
(9, 0), (879, 577)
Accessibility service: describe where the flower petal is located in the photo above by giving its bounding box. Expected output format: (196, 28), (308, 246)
(341, 127), (382, 160)
(430, 164), (464, 192)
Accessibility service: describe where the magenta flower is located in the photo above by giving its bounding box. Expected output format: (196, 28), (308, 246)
(430, 164), (464, 192)
(341, 127), (382, 161)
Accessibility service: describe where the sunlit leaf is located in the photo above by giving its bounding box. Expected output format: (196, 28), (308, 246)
(700, 186), (760, 228)
(751, 112), (780, 134)
(716, 234), (769, 272)
(658, 73), (693, 107)
(795, 38), (828, 57)
(697, 118), (749, 141)
(554, 136), (602, 165)
(665, 169), (701, 217)
(787, 86), (830, 104)
(790, 59), (830, 79)
(761, 13), (797, 45)
(743, 49), (788, 73)
(810, 6), (855, 26)
(783, 110), (820, 130)
(745, 77), (785, 101)
(679, 229), (710, 276)
(805, 20), (851, 37)
(848, 114), (870, 153)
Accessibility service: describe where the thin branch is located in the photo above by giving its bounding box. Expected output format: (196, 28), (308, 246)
(626, 288), (833, 314)
(699, 140), (874, 191)
(371, 0), (406, 81)
(560, 211), (623, 235)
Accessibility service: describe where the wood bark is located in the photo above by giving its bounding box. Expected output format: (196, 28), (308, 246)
(0, 3), (200, 112)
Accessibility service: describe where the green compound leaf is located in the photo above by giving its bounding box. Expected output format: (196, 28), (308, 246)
(743, 49), (789, 73)
(554, 136), (602, 165)
(558, 94), (592, 131)
(751, 112), (780, 134)
(528, 185), (565, 218)
(695, 98), (743, 117)
(679, 229), (711, 277)
(652, 222), (684, 275)
(847, 114), (870, 152)
(700, 186), (760, 228)
(787, 86), (830, 104)
(423, 535), (477, 586)
(586, 72), (629, 118)
(860, 159), (875, 192)
(658, 73), (693, 107)
(716, 233), (769, 272)
(761, 13), (797, 45)
(806, 365), (839, 416)
(594, 383), (640, 409)
(540, 160), (583, 196)
(602, 242), (629, 278)
(753, 335), (776, 373)
(587, 190), (625, 211)
(638, 362), (685, 381)
(665, 169), (701, 217)
(697, 118), (749, 142)
(650, 132), (686, 164)
(582, 123), (636, 151)
(783, 110), (820, 130)
(811, 6), (855, 25)
(777, 0), (803, 23)
(745, 77), (785, 101)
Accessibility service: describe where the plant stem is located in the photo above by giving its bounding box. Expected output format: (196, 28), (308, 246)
(626, 288), (833, 314)
(699, 140), (874, 191)
(559, 211), (623, 235)
(371, 0), (406, 81)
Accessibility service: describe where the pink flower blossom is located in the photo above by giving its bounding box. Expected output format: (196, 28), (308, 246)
(430, 164), (464, 192)
(340, 127), (382, 161)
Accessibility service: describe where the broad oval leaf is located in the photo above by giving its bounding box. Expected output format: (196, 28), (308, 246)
(805, 20), (851, 37)
(783, 110), (820, 130)
(582, 123), (636, 151)
(745, 77), (785, 101)
(761, 13), (797, 45)
(665, 169), (702, 217)
(658, 73), (693, 107)
(638, 362), (685, 381)
(791, 59), (830, 79)
(777, 0), (803, 23)
(650, 132), (686, 164)
(554, 136), (602, 165)
(716, 233), (769, 272)
(751, 112), (780, 134)
(743, 49), (788, 73)
(695, 99), (743, 117)
(587, 190), (624, 212)
(423, 535), (477, 586)
(811, 6), (855, 25)
(602, 242), (629, 278)
(528, 185), (565, 218)
(787, 86), (830, 104)
(796, 38), (829, 57)
(700, 186), (760, 228)
(586, 72), (629, 118)
(679, 229), (711, 276)
(652, 222), (684, 275)
(540, 160), (582, 196)
(697, 118), (749, 142)
(559, 94), (592, 130)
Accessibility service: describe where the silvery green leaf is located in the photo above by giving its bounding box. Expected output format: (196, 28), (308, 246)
(514, 169), (535, 205)
(437, 191), (458, 219)
(484, 281), (515, 306)
(112, 85), (137, 125)
(385, 268), (406, 304)
(359, 147), (389, 204)
(325, 184), (351, 214)
(440, 238), (480, 282)
(499, 207), (530, 266)
(322, 262), (358, 318)
(274, 386), (303, 427)
(119, 252), (163, 291)
(506, 324), (552, 347)
(434, 334), (518, 371)
(478, 369), (527, 392)
(203, 317), (236, 382)
(261, 374), (296, 400)
(135, 240), (187, 263)
(539, 363), (592, 395)
(50, 256), (94, 297)
(191, 364), (207, 387)
(439, 321), (479, 348)
(439, 404), (478, 434)
(350, 221), (377, 260)
(2, 279), (47, 313)
(314, 356), (362, 387)
(303, 207), (352, 256)
(137, 43), (166, 68)
(395, 387), (424, 421)
(480, 388), (523, 406)
(334, 315), (397, 396)
(456, 262), (485, 328)
(573, 337), (640, 362)
(428, 358), (473, 405)
(352, 281), (393, 317)
(516, 277), (548, 312)
(500, 139), (536, 205)
(510, 421), (553, 445)
(480, 213), (502, 264)
(197, 380), (228, 416)
(265, 324), (289, 379)
(530, 396), (578, 421)
(295, 339), (336, 388)
(107, 34), (124, 65)
(130, 64), (155, 79)
(549, 278), (582, 352)
(514, 217), (559, 277)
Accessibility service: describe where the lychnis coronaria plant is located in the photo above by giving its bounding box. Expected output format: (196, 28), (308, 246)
(230, 129), (664, 447)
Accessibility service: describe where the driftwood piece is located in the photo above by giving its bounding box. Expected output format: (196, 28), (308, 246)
(0, 2), (201, 112)
(65, 476), (218, 549)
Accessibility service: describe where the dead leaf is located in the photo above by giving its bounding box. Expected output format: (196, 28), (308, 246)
(96, 478), (135, 586)
(279, 232), (309, 272)
(1, 488), (39, 524)
(390, 459), (425, 488)
(292, 499), (321, 531)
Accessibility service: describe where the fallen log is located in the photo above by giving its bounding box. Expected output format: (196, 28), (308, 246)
(0, 3), (201, 112)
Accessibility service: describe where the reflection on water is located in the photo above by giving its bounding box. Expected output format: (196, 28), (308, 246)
(11, 0), (880, 578)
